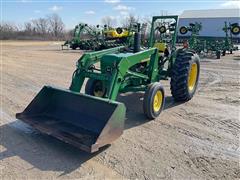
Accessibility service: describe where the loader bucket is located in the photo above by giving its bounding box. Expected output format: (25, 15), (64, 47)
(16, 86), (126, 153)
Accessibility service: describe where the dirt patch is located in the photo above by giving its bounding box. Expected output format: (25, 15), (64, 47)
(233, 55), (240, 60)
(0, 41), (240, 179)
(1, 40), (65, 46)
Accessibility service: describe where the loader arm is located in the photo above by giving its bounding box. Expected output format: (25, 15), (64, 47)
(104, 47), (159, 100)
(71, 47), (159, 101)
(70, 46), (124, 92)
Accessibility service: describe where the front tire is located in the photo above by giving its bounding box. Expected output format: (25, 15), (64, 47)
(85, 79), (107, 98)
(170, 49), (200, 102)
(143, 83), (165, 119)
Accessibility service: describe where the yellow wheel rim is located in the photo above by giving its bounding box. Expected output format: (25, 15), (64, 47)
(180, 27), (187, 34)
(233, 27), (239, 33)
(93, 81), (105, 97)
(181, 28), (186, 34)
(159, 26), (166, 33)
(188, 63), (198, 91)
(153, 90), (163, 112)
(93, 90), (104, 97)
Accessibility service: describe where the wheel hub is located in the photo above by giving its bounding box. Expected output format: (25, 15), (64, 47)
(188, 63), (198, 91)
(153, 90), (163, 112)
(93, 81), (105, 97)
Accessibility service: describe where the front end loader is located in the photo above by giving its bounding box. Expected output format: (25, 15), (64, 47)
(17, 16), (200, 153)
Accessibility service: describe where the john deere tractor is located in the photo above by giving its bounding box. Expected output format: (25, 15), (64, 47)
(17, 16), (200, 153)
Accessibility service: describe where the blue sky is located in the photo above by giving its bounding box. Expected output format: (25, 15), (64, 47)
(1, 0), (240, 29)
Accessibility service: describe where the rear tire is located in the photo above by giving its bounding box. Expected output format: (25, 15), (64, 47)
(85, 79), (106, 98)
(170, 49), (200, 102)
(143, 83), (165, 119)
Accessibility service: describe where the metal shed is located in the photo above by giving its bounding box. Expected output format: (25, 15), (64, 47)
(178, 9), (240, 41)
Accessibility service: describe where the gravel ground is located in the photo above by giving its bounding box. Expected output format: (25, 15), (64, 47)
(0, 41), (239, 179)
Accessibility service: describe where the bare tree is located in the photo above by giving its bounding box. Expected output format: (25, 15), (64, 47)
(25, 14), (65, 39)
(142, 15), (151, 26)
(47, 14), (65, 38)
(0, 22), (18, 32)
(0, 14), (66, 40)
(121, 14), (139, 28)
(24, 22), (34, 34)
(32, 18), (49, 35)
(101, 16), (116, 28)
(0, 22), (19, 39)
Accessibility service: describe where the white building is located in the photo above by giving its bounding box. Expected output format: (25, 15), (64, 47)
(178, 9), (240, 40)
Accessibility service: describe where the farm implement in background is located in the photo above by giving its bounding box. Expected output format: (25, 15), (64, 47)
(62, 23), (136, 51)
(179, 22), (240, 59)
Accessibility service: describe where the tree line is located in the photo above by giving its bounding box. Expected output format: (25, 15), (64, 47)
(0, 13), (148, 40)
(0, 14), (68, 40)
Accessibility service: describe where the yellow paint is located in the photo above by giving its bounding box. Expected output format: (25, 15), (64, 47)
(232, 27), (239, 33)
(105, 30), (133, 38)
(154, 42), (166, 52)
(188, 63), (198, 91)
(153, 90), (163, 112)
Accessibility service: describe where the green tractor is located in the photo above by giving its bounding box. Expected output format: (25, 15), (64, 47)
(17, 16), (200, 153)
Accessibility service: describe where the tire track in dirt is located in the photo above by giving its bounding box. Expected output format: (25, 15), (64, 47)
(0, 108), (125, 179)
(164, 69), (223, 110)
(1, 41), (239, 179)
(198, 69), (223, 92)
